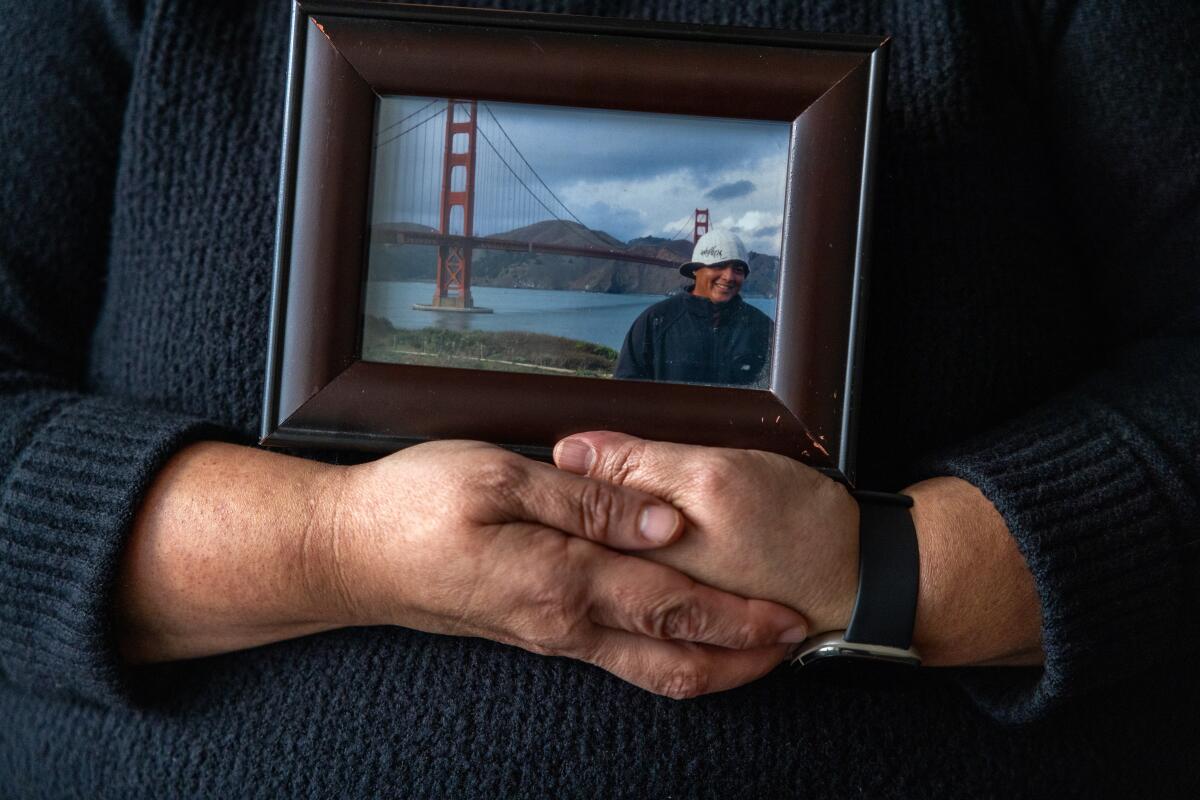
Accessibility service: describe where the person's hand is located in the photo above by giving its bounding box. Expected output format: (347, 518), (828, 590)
(553, 433), (860, 637)
(119, 440), (810, 699)
(553, 432), (1044, 667)
(321, 440), (811, 697)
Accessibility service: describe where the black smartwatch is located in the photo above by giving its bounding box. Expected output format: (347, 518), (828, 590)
(790, 490), (921, 667)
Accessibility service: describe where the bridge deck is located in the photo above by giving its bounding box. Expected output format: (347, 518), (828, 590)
(374, 226), (683, 269)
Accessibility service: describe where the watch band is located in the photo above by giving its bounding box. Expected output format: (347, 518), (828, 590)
(791, 490), (921, 667)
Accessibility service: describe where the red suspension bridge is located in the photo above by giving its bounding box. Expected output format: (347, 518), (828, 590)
(372, 99), (711, 311)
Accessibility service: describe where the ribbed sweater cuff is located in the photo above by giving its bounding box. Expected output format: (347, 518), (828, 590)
(922, 401), (1182, 724)
(0, 396), (221, 706)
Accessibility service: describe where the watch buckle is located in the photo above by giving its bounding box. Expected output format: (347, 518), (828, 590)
(790, 630), (921, 667)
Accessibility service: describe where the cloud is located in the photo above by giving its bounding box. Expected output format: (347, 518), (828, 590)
(705, 180), (756, 201)
(659, 213), (695, 238)
(718, 210), (780, 232)
(715, 211), (785, 255)
(474, 100), (789, 187)
(574, 201), (645, 242)
(549, 161), (788, 254)
(560, 169), (698, 242)
(373, 97), (790, 256)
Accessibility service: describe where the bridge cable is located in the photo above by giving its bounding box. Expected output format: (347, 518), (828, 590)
(375, 105), (447, 151)
(480, 103), (616, 252)
(474, 128), (578, 244)
(375, 98), (440, 138)
(665, 211), (695, 247)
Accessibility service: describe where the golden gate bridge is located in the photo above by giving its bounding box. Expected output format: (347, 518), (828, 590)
(372, 99), (711, 311)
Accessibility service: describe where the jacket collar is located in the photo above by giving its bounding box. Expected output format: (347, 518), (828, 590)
(683, 291), (745, 325)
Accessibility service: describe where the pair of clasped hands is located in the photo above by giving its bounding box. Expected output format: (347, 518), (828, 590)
(119, 432), (1042, 698)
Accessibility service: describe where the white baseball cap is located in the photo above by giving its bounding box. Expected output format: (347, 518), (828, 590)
(679, 229), (750, 277)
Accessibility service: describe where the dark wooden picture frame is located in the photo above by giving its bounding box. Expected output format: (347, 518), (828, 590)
(261, 0), (889, 485)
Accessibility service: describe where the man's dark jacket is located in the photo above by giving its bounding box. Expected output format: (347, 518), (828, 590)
(614, 292), (773, 385)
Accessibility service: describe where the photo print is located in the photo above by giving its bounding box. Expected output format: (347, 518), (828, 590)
(361, 96), (790, 388)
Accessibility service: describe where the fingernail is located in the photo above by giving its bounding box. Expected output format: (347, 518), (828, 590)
(778, 626), (808, 644)
(555, 438), (594, 474)
(638, 505), (679, 543)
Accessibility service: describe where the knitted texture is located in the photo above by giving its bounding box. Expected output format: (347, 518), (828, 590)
(1, 0), (1198, 797)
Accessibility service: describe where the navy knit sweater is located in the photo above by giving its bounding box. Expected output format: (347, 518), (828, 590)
(1, 0), (1198, 797)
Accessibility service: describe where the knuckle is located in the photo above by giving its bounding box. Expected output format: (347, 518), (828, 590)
(651, 664), (710, 700)
(606, 441), (646, 486)
(520, 616), (577, 657)
(692, 457), (737, 496)
(733, 618), (771, 650)
(522, 641), (556, 657)
(576, 480), (618, 543)
(522, 617), (578, 656)
(522, 554), (589, 652)
(468, 455), (528, 500)
(539, 616), (588, 654)
(643, 597), (706, 641)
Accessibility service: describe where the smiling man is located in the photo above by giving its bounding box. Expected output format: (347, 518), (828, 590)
(614, 230), (774, 386)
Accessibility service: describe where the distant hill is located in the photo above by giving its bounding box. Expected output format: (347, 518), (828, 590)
(627, 236), (693, 265)
(501, 219), (625, 250)
(742, 252), (782, 297)
(367, 220), (780, 297)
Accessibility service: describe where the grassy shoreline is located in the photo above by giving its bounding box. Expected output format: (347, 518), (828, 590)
(362, 316), (618, 378)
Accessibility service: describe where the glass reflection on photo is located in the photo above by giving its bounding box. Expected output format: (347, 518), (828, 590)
(362, 96), (789, 387)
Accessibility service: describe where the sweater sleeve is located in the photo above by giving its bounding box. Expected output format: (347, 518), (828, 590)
(921, 0), (1200, 723)
(0, 0), (222, 705)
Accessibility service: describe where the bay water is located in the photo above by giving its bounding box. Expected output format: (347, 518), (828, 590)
(364, 281), (777, 352)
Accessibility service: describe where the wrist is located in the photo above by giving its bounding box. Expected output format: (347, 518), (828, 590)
(308, 456), (428, 632)
(790, 490), (920, 667)
(904, 476), (1043, 666)
(117, 443), (351, 663)
(301, 459), (364, 629)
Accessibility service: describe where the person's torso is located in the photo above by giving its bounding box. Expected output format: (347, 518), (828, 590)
(642, 294), (771, 385)
(88, 0), (1092, 487)
(50, 5), (1162, 795)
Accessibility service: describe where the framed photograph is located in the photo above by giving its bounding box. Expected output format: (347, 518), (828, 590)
(261, 0), (889, 484)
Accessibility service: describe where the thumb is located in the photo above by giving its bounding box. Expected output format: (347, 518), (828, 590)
(497, 456), (685, 549)
(554, 431), (707, 503)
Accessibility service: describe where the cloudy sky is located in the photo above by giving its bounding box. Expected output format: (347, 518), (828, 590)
(373, 96), (791, 256)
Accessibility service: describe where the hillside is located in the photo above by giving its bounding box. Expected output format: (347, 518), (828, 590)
(367, 220), (780, 297)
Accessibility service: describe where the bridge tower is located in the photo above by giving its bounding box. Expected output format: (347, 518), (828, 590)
(431, 99), (480, 309)
(693, 208), (710, 243)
